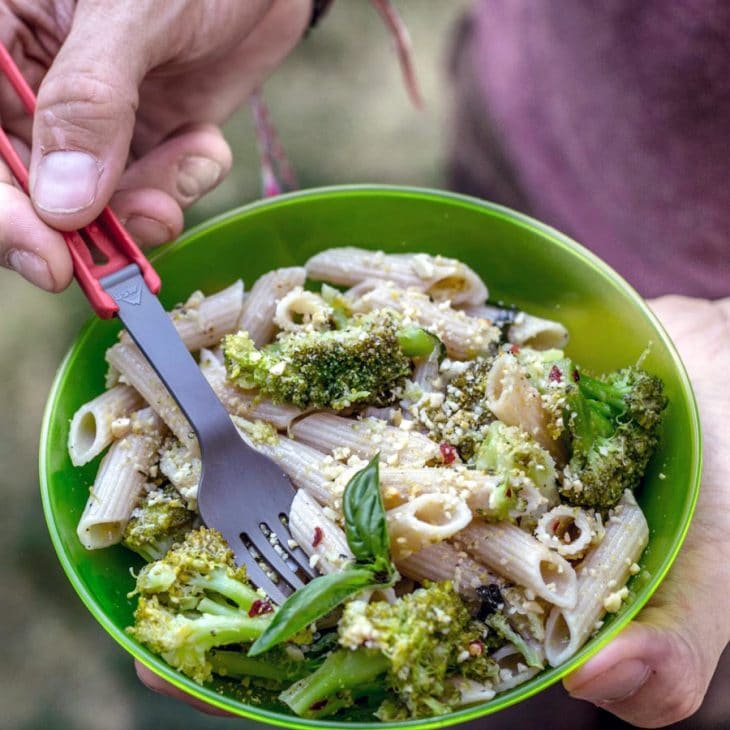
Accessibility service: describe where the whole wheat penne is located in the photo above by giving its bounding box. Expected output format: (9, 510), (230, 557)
(306, 247), (488, 307)
(233, 419), (334, 505)
(535, 505), (601, 560)
(387, 492), (473, 560)
(486, 353), (564, 460)
(491, 645), (542, 692)
(289, 413), (441, 467)
(68, 384), (144, 466)
(106, 340), (198, 453)
(273, 287), (333, 332)
(288, 490), (353, 574)
(169, 280), (244, 351)
(544, 493), (648, 666)
(395, 542), (499, 600)
(468, 305), (569, 351)
(238, 267), (306, 346)
(378, 466), (500, 513)
(77, 408), (164, 550)
(452, 521), (577, 609)
(347, 282), (499, 359)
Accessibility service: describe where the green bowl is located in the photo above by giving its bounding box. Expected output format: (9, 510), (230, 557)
(40, 186), (701, 728)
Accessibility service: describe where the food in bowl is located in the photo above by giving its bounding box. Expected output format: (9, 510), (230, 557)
(67, 246), (667, 721)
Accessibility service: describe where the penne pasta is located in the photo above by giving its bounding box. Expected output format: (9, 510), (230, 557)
(77, 409), (164, 550)
(535, 505), (602, 560)
(238, 267), (306, 346)
(387, 492), (473, 560)
(485, 353), (564, 460)
(544, 493), (648, 666)
(395, 542), (499, 600)
(289, 413), (442, 467)
(306, 247), (488, 307)
(467, 305), (569, 351)
(288, 489), (353, 574)
(68, 384), (144, 466)
(452, 522), (577, 609)
(168, 280), (244, 351)
(347, 282), (499, 359)
(106, 339), (197, 452)
(234, 419), (335, 505)
(273, 287), (333, 332)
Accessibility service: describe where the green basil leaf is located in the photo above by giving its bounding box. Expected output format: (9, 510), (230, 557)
(248, 568), (379, 657)
(342, 456), (390, 566)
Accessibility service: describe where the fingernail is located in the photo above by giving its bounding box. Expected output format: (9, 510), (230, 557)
(6, 249), (55, 290)
(34, 151), (101, 213)
(569, 659), (651, 704)
(122, 216), (172, 247)
(176, 156), (222, 199)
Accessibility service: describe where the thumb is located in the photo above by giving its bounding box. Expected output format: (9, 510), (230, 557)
(28, 2), (150, 230)
(564, 603), (724, 727)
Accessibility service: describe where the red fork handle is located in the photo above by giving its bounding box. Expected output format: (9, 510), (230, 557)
(0, 42), (160, 318)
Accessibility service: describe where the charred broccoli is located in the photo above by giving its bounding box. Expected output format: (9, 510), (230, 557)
(122, 485), (196, 562)
(127, 527), (273, 683)
(223, 310), (412, 410)
(281, 582), (498, 719)
(560, 366), (667, 509)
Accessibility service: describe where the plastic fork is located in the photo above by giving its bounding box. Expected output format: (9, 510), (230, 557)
(0, 44), (314, 604)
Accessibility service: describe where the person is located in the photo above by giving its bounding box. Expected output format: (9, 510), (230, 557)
(0, 2), (727, 728)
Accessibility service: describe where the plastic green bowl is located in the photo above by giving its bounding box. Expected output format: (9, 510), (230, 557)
(40, 186), (701, 728)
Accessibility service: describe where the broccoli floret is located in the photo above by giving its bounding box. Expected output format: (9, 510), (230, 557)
(560, 366), (667, 509)
(127, 527), (272, 683)
(222, 310), (412, 410)
(283, 582), (498, 719)
(474, 422), (558, 520)
(420, 357), (495, 459)
(279, 647), (391, 718)
(122, 485), (196, 562)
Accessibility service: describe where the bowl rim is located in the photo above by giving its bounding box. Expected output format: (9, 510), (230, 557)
(39, 184), (702, 729)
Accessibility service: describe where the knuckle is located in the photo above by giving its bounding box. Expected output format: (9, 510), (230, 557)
(35, 70), (137, 149)
(660, 632), (707, 723)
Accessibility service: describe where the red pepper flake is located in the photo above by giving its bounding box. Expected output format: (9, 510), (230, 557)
(552, 519), (561, 534)
(468, 640), (484, 657)
(248, 599), (273, 617)
(440, 443), (458, 464)
(309, 700), (328, 712)
(572, 368), (580, 382)
(509, 344), (521, 355)
(312, 526), (324, 548)
(548, 365), (563, 383)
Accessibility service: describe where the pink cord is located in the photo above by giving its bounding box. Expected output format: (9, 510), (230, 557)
(249, 89), (298, 198)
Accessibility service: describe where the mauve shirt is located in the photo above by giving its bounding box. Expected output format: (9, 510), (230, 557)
(448, 3), (730, 729)
(448, 0), (730, 298)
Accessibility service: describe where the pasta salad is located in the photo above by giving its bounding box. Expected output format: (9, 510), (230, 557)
(69, 248), (666, 720)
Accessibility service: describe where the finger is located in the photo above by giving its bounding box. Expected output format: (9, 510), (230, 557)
(109, 188), (183, 248)
(0, 182), (72, 291)
(564, 618), (716, 728)
(28, 1), (152, 231)
(118, 123), (232, 209)
(134, 661), (234, 717)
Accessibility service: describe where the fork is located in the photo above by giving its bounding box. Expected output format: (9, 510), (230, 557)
(0, 43), (314, 604)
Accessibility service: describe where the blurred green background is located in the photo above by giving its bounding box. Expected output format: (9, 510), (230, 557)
(0, 3), (471, 728)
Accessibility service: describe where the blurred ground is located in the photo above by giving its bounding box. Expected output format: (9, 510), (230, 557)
(0, 3), (472, 729)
